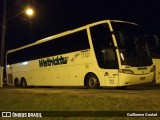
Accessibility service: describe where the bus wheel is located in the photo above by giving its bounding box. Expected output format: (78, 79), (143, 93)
(20, 78), (27, 88)
(14, 78), (19, 87)
(86, 73), (100, 89)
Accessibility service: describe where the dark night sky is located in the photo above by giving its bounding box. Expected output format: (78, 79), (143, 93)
(0, 0), (160, 51)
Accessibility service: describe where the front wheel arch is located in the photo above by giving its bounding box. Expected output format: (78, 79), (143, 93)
(84, 73), (100, 89)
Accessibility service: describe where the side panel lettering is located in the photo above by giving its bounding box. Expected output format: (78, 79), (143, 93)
(39, 56), (68, 67)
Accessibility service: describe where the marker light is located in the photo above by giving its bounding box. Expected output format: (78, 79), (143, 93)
(22, 62), (28, 65)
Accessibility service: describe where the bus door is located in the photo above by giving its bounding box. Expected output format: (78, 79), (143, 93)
(102, 48), (119, 86)
(90, 23), (119, 86)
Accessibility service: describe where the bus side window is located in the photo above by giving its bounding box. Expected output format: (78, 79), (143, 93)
(145, 35), (159, 50)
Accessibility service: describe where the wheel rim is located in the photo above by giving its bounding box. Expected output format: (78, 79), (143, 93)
(21, 79), (27, 88)
(22, 81), (25, 87)
(15, 79), (19, 87)
(88, 74), (99, 88)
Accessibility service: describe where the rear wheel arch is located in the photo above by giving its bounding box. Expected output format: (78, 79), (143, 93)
(20, 77), (27, 88)
(14, 78), (20, 87)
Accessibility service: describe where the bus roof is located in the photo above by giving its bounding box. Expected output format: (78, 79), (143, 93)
(7, 19), (137, 54)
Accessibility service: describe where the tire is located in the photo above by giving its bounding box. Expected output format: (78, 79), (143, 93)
(20, 78), (27, 88)
(14, 78), (19, 87)
(86, 73), (100, 89)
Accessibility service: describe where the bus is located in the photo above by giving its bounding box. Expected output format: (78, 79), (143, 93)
(145, 35), (160, 84)
(0, 66), (3, 87)
(6, 20), (154, 89)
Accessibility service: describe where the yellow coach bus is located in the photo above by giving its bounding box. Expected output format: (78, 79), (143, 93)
(6, 20), (154, 88)
(0, 66), (3, 87)
(145, 34), (160, 84)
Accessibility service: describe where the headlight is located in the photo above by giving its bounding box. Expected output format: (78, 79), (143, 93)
(119, 69), (134, 74)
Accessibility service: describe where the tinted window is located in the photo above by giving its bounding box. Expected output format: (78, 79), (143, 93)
(112, 22), (152, 66)
(7, 30), (90, 64)
(90, 23), (118, 69)
(145, 35), (160, 59)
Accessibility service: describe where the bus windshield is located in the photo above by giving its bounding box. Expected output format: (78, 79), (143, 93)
(111, 22), (152, 67)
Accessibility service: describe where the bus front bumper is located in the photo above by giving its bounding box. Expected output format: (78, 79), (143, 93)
(118, 72), (154, 86)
